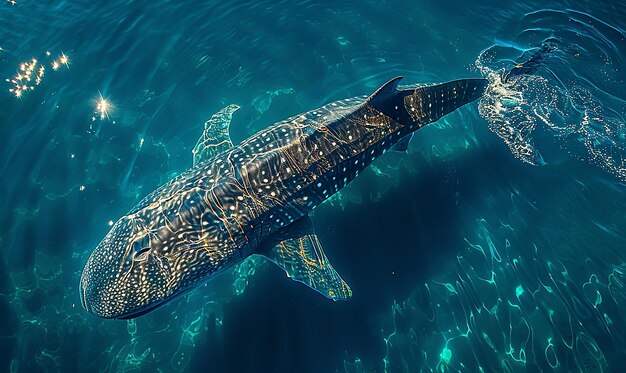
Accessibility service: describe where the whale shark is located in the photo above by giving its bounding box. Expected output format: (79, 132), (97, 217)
(80, 76), (489, 319)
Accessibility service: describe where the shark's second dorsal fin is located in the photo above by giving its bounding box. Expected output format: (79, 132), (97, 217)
(259, 216), (352, 300)
(192, 104), (240, 167)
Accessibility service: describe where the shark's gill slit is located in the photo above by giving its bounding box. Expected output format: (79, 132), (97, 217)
(133, 247), (151, 261)
(131, 236), (151, 261)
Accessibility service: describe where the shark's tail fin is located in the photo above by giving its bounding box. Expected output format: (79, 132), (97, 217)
(368, 77), (488, 127)
(502, 42), (556, 83)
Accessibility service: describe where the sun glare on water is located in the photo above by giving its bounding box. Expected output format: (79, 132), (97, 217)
(94, 94), (113, 120)
(6, 51), (70, 97)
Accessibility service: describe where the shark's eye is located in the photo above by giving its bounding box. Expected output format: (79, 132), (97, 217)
(132, 236), (151, 261)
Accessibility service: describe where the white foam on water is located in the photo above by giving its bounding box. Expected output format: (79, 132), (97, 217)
(475, 52), (626, 181)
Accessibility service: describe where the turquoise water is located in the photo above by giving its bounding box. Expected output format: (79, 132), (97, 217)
(2, 0), (626, 372)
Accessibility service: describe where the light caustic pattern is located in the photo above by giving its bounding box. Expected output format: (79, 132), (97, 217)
(373, 216), (626, 372)
(7, 230), (247, 372)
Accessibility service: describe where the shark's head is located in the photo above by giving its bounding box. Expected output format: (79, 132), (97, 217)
(79, 214), (176, 319)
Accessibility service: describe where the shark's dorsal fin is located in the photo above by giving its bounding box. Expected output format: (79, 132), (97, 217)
(366, 76), (403, 108)
(192, 104), (240, 166)
(260, 216), (352, 300)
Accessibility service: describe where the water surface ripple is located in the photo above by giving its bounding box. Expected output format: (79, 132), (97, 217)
(1, 1), (625, 372)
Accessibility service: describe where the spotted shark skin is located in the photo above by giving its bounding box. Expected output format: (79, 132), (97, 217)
(80, 76), (488, 319)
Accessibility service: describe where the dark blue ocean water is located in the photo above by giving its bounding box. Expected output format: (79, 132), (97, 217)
(2, 0), (626, 372)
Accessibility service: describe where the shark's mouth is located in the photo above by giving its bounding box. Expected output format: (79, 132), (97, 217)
(117, 299), (169, 319)
(116, 284), (193, 319)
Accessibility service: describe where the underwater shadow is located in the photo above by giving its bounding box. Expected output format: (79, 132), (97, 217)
(188, 137), (538, 373)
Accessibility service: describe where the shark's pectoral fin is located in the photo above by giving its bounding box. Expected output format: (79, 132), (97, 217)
(391, 133), (414, 153)
(265, 235), (352, 300)
(192, 104), (240, 166)
(260, 217), (352, 300)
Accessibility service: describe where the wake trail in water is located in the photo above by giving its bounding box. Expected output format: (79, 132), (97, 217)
(475, 35), (626, 181)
